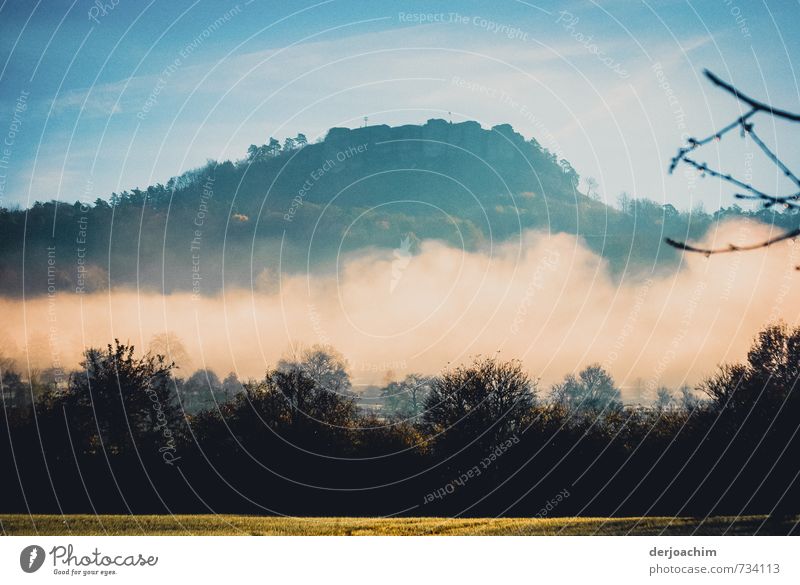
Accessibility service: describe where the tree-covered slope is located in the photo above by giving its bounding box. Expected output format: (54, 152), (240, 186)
(0, 118), (794, 296)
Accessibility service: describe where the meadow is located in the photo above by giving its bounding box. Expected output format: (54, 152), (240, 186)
(1, 515), (795, 536)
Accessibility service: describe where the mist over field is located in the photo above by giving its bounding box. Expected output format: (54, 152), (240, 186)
(4, 220), (797, 397)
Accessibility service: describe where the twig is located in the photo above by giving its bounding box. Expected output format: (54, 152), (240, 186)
(746, 127), (800, 190)
(704, 70), (800, 123)
(665, 228), (800, 256)
(668, 111), (755, 173)
(666, 71), (800, 260)
(734, 192), (800, 209)
(681, 156), (774, 200)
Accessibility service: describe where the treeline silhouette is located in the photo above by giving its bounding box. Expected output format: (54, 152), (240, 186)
(1, 324), (799, 525)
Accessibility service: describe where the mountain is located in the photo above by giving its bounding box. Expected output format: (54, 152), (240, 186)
(0, 119), (791, 297)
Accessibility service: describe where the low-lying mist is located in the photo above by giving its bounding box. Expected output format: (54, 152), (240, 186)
(3, 220), (798, 400)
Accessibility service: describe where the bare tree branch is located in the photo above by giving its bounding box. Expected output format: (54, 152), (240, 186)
(745, 126), (800, 190)
(666, 228), (800, 257)
(704, 69), (800, 122)
(668, 111), (755, 173)
(665, 70), (800, 261)
(680, 156), (774, 200)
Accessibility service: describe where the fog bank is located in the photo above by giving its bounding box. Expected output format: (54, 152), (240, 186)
(2, 220), (798, 400)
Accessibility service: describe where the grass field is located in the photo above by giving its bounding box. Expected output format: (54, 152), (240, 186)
(1, 514), (796, 535)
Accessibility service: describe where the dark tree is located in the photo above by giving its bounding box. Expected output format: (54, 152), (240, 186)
(423, 357), (536, 447)
(179, 369), (224, 413)
(231, 364), (359, 435)
(266, 137), (281, 157)
(699, 323), (800, 518)
(42, 340), (181, 456)
(550, 363), (622, 414)
(1, 367), (28, 412)
(222, 371), (244, 400)
(700, 323), (800, 418)
(217, 365), (359, 456)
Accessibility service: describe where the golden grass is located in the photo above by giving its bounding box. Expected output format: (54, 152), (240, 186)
(1, 514), (793, 536)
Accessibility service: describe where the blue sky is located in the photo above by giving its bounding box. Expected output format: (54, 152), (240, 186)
(0, 0), (798, 210)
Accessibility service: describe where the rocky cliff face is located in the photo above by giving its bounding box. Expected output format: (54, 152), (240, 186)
(324, 119), (531, 165)
(261, 119), (579, 212)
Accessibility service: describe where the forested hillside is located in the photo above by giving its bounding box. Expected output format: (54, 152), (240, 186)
(1, 118), (795, 296)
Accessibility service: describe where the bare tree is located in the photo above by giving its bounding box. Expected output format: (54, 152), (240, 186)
(148, 332), (191, 371)
(277, 344), (353, 396)
(381, 373), (432, 419)
(654, 386), (676, 412)
(666, 70), (800, 261)
(585, 176), (600, 200)
(550, 363), (622, 414)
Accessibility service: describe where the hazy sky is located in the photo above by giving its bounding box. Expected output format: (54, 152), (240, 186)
(1, 0), (798, 210)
